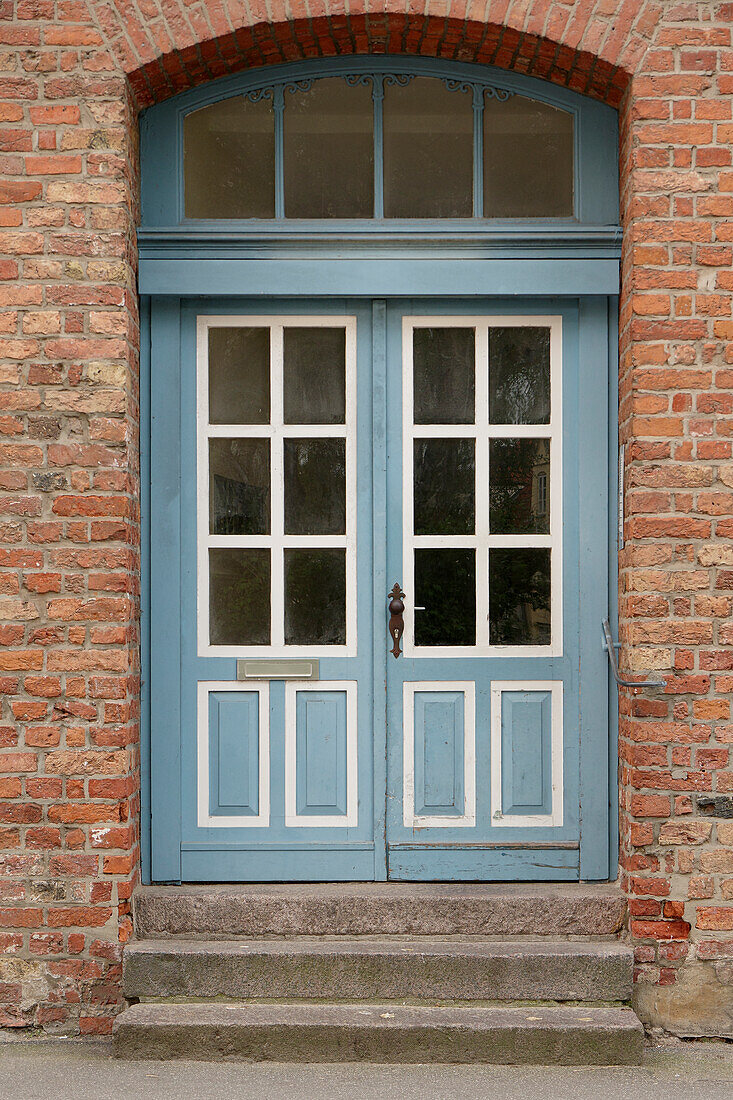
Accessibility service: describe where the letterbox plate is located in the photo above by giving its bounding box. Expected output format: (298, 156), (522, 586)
(236, 659), (319, 681)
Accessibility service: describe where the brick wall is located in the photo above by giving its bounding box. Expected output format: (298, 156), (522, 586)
(615, 5), (733, 1030)
(0, 19), (139, 1029)
(0, 0), (731, 1036)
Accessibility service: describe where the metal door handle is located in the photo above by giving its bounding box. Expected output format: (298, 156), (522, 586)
(602, 619), (665, 688)
(388, 583), (405, 659)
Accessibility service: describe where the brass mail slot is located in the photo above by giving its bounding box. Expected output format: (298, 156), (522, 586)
(236, 659), (319, 681)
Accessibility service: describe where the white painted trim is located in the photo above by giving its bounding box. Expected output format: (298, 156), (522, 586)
(403, 681), (476, 828)
(196, 315), (358, 659)
(402, 315), (563, 659)
(284, 680), (358, 828)
(490, 680), (564, 828)
(197, 680), (270, 828)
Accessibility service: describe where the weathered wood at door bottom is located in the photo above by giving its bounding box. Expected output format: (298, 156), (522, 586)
(388, 846), (580, 881)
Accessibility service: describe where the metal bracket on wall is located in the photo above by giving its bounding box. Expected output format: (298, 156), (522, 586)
(618, 443), (625, 550)
(602, 619), (666, 689)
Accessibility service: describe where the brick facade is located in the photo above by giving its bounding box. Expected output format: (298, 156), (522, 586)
(0, 0), (732, 1036)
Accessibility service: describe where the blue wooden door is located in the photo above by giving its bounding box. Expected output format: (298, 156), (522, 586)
(149, 295), (610, 882)
(150, 298), (382, 881)
(384, 299), (610, 880)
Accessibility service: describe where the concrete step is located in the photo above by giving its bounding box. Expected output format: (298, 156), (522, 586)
(113, 1001), (644, 1064)
(133, 883), (626, 939)
(123, 937), (634, 1003)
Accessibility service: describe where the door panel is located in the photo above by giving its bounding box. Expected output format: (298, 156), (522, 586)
(152, 299), (378, 882)
(385, 300), (608, 880)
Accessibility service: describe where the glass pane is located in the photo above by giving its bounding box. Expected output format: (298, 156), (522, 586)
(210, 548), (270, 645)
(283, 328), (346, 424)
(489, 548), (551, 645)
(384, 77), (473, 218)
(414, 328), (475, 425)
(414, 549), (475, 647)
(208, 327), (270, 425)
(489, 327), (550, 425)
(184, 96), (275, 219)
(284, 438), (346, 535)
(483, 94), (573, 218)
(414, 438), (474, 535)
(209, 439), (270, 535)
(284, 78), (374, 218)
(284, 549), (346, 645)
(489, 438), (550, 534)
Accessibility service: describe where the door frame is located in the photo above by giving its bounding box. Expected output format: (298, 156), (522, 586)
(139, 287), (620, 884)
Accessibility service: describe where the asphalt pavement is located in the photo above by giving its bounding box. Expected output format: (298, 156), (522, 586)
(0, 1034), (732, 1100)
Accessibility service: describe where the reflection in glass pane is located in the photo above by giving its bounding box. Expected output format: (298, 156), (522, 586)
(284, 328), (346, 424)
(284, 78), (374, 218)
(209, 439), (270, 535)
(414, 438), (475, 535)
(414, 328), (475, 425)
(210, 548), (270, 645)
(284, 438), (346, 535)
(414, 549), (475, 646)
(484, 94), (573, 218)
(384, 77), (473, 218)
(184, 96), (275, 219)
(489, 327), (550, 424)
(489, 438), (550, 534)
(209, 327), (270, 425)
(285, 549), (346, 645)
(489, 548), (551, 645)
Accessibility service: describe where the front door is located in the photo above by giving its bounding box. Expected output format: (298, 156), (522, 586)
(148, 296), (610, 882)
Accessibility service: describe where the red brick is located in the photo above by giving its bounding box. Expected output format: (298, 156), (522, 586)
(47, 907), (113, 928)
(0, 181), (41, 203)
(696, 907), (733, 931)
(630, 919), (692, 940)
(24, 155), (82, 174)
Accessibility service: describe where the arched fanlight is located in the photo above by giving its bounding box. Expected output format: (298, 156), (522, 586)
(183, 72), (574, 221)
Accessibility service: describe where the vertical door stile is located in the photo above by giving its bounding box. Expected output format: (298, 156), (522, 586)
(475, 324), (490, 649)
(140, 296), (152, 882)
(578, 297), (611, 880)
(372, 299), (388, 880)
(149, 296), (183, 882)
(270, 324), (285, 648)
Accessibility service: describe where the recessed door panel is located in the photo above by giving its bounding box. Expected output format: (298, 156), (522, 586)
(211, 690), (261, 815)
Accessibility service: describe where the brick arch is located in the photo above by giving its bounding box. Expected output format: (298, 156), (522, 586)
(91, 3), (662, 111)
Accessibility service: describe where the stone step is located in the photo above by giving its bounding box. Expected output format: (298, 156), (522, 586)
(124, 937), (633, 1003)
(113, 1001), (644, 1064)
(133, 883), (626, 939)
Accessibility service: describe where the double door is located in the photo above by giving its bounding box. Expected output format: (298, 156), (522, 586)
(149, 296), (610, 882)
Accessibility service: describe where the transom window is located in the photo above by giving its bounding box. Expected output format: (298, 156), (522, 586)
(183, 73), (574, 222)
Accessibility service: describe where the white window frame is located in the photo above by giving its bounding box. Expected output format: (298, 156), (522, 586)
(196, 315), (358, 658)
(402, 315), (563, 658)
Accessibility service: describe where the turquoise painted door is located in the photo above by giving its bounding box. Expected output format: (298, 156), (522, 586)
(384, 300), (610, 880)
(149, 295), (610, 882)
